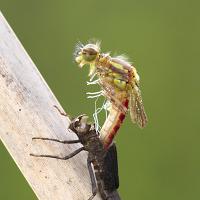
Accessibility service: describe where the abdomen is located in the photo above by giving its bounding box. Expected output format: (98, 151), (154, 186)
(100, 99), (129, 149)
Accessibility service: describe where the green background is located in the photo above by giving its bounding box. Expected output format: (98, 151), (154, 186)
(0, 0), (199, 199)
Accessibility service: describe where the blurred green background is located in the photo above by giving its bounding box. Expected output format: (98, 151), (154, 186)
(0, 0), (199, 199)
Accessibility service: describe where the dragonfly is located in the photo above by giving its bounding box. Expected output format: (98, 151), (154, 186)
(74, 41), (147, 149)
(30, 106), (120, 200)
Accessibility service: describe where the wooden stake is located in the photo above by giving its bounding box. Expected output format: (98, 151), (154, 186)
(0, 11), (103, 200)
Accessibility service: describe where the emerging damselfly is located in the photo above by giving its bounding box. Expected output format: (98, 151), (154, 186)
(75, 41), (147, 148)
(30, 106), (120, 200)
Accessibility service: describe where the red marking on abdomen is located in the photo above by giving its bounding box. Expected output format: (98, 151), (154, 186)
(119, 113), (125, 122)
(108, 133), (114, 142)
(113, 124), (120, 133)
(123, 99), (129, 108)
(103, 99), (129, 149)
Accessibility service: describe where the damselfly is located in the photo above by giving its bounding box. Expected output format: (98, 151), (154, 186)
(30, 107), (120, 200)
(75, 41), (147, 148)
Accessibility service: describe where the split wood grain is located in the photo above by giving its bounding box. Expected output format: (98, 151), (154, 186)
(0, 11), (102, 200)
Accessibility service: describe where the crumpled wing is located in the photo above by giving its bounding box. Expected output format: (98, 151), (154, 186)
(98, 80), (128, 114)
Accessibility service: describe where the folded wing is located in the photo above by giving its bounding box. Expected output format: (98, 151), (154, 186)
(130, 86), (147, 128)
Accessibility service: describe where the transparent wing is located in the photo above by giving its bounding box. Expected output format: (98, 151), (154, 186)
(130, 87), (147, 128)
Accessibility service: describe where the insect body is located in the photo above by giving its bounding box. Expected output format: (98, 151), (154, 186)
(30, 110), (120, 200)
(75, 42), (147, 148)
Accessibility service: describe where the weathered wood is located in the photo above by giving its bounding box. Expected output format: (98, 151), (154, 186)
(0, 12), (102, 200)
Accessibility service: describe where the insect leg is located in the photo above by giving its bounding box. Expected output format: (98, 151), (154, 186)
(87, 91), (103, 99)
(97, 178), (107, 200)
(87, 79), (99, 85)
(30, 147), (85, 160)
(92, 163), (108, 200)
(87, 158), (97, 200)
(53, 105), (68, 117)
(32, 137), (80, 144)
(87, 91), (102, 95)
(89, 72), (97, 82)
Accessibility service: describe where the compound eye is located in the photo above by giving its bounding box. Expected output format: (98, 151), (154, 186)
(82, 48), (97, 62)
(73, 120), (80, 129)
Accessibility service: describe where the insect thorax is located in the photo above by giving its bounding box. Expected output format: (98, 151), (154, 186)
(94, 54), (131, 98)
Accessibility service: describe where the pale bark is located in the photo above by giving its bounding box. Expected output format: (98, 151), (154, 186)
(0, 11), (102, 200)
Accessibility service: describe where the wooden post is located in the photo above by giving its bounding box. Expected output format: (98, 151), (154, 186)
(0, 12), (102, 200)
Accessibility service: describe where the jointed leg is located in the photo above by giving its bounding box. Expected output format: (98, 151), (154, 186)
(87, 79), (99, 85)
(54, 105), (68, 117)
(86, 91), (103, 99)
(30, 147), (85, 160)
(87, 158), (97, 200)
(95, 170), (108, 200)
(98, 183), (108, 200)
(32, 137), (80, 144)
